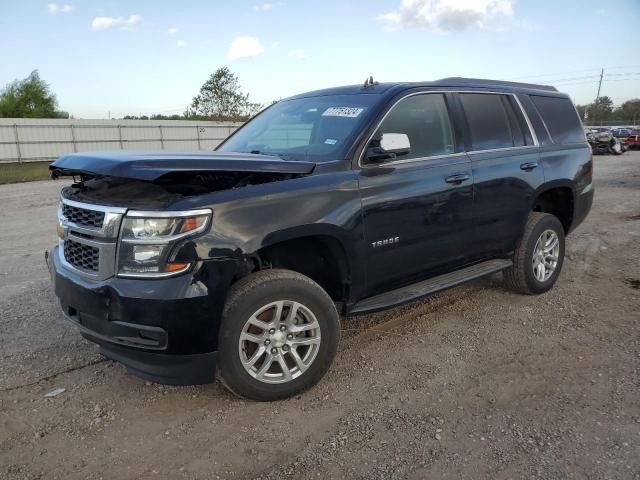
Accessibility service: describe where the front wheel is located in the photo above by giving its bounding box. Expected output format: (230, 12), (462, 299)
(504, 212), (565, 295)
(217, 269), (340, 401)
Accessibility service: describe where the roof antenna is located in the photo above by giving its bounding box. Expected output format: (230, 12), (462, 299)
(363, 75), (379, 89)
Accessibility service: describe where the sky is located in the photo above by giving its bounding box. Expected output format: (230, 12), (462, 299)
(1, 0), (639, 118)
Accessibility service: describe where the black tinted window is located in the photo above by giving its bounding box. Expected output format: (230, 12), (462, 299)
(375, 93), (454, 160)
(459, 93), (514, 150)
(530, 95), (584, 144)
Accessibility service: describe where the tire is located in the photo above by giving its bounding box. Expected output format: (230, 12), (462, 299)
(216, 269), (340, 401)
(503, 212), (565, 295)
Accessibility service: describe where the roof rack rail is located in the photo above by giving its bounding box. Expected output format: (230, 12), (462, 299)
(438, 77), (558, 92)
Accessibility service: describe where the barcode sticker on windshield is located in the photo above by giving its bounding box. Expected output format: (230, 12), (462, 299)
(322, 107), (364, 118)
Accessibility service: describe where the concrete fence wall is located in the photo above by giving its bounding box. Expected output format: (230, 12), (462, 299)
(0, 119), (243, 164)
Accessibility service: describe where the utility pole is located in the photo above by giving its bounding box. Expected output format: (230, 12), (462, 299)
(595, 68), (604, 102)
(587, 68), (605, 123)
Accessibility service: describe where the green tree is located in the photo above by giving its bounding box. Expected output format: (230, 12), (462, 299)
(586, 96), (614, 122)
(186, 67), (261, 121)
(617, 99), (640, 123)
(0, 70), (68, 118)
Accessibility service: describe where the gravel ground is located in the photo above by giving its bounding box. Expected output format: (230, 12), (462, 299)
(1, 153), (639, 479)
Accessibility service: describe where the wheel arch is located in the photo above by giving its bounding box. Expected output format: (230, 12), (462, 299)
(531, 181), (575, 233)
(253, 226), (353, 304)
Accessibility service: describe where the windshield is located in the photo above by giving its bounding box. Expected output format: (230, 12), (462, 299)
(217, 94), (380, 162)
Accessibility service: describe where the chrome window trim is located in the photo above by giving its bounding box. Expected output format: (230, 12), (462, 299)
(358, 90), (540, 168)
(466, 145), (538, 156)
(379, 152), (468, 167)
(511, 94), (540, 147)
(527, 97), (553, 143)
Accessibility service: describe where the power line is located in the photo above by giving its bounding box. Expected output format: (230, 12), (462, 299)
(516, 65), (640, 81)
(604, 72), (640, 77)
(517, 68), (602, 80)
(530, 72), (640, 86)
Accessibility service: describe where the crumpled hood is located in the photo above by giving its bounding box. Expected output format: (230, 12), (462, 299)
(49, 151), (315, 181)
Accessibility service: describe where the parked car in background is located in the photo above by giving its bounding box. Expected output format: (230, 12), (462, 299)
(587, 128), (625, 155)
(611, 127), (633, 149)
(626, 129), (640, 149)
(586, 127), (611, 134)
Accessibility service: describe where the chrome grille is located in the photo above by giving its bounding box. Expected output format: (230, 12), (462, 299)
(62, 204), (105, 228)
(64, 239), (100, 272)
(58, 198), (126, 281)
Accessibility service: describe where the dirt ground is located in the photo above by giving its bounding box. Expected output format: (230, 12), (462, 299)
(1, 153), (639, 480)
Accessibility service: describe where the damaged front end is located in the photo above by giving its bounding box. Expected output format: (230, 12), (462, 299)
(50, 150), (315, 208)
(46, 150), (314, 380)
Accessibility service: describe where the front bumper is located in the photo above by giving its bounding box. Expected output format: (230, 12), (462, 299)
(48, 245), (238, 385)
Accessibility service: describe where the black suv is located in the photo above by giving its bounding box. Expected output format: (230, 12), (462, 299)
(48, 78), (593, 401)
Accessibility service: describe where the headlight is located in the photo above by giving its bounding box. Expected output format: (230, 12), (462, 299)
(117, 209), (211, 278)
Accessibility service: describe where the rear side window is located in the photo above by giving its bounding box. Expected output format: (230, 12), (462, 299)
(459, 93), (515, 151)
(530, 95), (584, 144)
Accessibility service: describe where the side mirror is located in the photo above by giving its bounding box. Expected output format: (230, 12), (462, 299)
(367, 133), (411, 162)
(380, 133), (410, 154)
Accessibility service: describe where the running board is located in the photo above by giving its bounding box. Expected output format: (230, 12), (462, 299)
(348, 259), (512, 315)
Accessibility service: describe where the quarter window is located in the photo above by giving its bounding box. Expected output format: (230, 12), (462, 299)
(530, 95), (584, 144)
(459, 93), (515, 151)
(375, 93), (455, 161)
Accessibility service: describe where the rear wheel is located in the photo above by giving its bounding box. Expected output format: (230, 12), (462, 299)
(217, 269), (340, 401)
(504, 212), (565, 295)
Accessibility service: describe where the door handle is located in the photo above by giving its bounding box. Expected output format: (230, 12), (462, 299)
(520, 162), (539, 171)
(444, 173), (470, 184)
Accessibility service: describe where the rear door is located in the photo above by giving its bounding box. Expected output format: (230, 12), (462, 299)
(357, 92), (474, 296)
(456, 92), (544, 256)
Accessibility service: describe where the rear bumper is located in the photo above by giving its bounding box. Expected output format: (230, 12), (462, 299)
(571, 183), (594, 233)
(48, 245), (238, 385)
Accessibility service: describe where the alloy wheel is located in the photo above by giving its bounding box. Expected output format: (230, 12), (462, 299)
(238, 300), (321, 384)
(532, 229), (560, 282)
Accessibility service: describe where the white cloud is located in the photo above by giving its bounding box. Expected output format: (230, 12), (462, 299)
(228, 36), (265, 60)
(91, 14), (142, 31)
(253, 2), (284, 11)
(177, 40), (187, 47)
(378, 0), (514, 31)
(168, 27), (179, 34)
(48, 3), (74, 14)
(288, 48), (309, 60)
